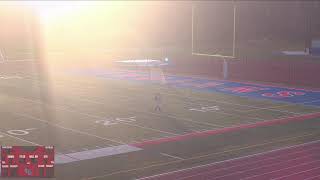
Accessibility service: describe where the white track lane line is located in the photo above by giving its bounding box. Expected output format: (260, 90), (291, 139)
(270, 167), (320, 180)
(160, 153), (185, 161)
(305, 174), (320, 180)
(178, 146), (320, 180)
(221, 156), (320, 180)
(87, 133), (320, 180)
(137, 139), (320, 180)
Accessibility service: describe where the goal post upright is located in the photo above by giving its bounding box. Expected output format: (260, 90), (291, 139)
(191, 1), (237, 80)
(232, 0), (237, 58)
(0, 49), (6, 62)
(191, 3), (195, 54)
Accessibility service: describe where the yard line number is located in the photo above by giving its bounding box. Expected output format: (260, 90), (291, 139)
(262, 91), (305, 98)
(5, 128), (37, 136)
(189, 106), (220, 112)
(95, 116), (136, 126)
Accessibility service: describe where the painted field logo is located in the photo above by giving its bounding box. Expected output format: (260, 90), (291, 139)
(262, 91), (306, 98)
(223, 86), (269, 93)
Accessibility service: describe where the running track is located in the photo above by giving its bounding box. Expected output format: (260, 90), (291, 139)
(138, 140), (320, 180)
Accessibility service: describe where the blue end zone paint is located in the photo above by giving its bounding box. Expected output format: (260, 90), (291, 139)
(69, 69), (320, 107)
(304, 101), (320, 107)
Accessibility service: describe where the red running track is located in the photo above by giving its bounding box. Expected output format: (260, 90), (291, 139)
(138, 140), (320, 180)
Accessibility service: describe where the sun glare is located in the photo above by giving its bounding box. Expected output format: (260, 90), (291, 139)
(23, 1), (93, 23)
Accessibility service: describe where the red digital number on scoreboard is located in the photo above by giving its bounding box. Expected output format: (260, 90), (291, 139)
(1, 146), (54, 178)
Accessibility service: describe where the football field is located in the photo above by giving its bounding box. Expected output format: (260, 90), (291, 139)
(1, 1), (320, 179)
(0, 64), (320, 179)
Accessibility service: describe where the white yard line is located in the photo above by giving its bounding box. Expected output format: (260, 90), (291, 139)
(60, 81), (319, 121)
(14, 96), (179, 137)
(241, 99), (320, 114)
(23, 73), (310, 120)
(158, 90), (305, 115)
(0, 131), (41, 146)
(79, 97), (227, 128)
(22, 75), (305, 116)
(3, 74), (318, 144)
(160, 153), (185, 160)
(14, 112), (126, 145)
(75, 88), (263, 124)
(93, 77), (307, 115)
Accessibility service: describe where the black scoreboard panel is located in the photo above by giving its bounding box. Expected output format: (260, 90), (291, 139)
(1, 146), (54, 178)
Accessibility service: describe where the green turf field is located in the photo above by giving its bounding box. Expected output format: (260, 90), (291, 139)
(0, 67), (320, 179)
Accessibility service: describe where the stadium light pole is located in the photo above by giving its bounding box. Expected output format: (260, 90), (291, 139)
(304, 2), (312, 54)
(191, 3), (194, 55)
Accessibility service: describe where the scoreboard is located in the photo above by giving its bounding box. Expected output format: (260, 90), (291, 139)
(1, 146), (54, 178)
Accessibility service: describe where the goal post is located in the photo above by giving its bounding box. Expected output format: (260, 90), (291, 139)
(191, 1), (238, 80)
(191, 1), (237, 59)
